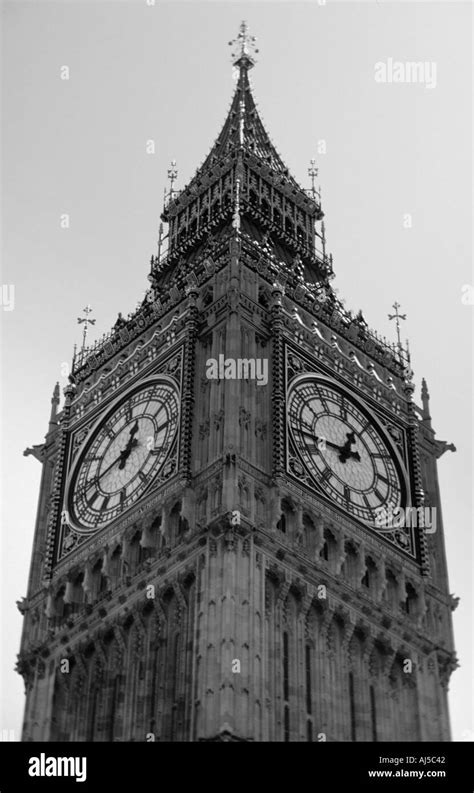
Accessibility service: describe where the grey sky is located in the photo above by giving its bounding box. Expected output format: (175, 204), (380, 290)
(1, 0), (472, 740)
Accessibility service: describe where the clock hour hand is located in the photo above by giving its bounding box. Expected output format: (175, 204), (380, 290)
(96, 422), (141, 478)
(338, 431), (361, 463)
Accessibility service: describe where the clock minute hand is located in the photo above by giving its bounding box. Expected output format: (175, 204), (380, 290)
(97, 423), (141, 478)
(123, 420), (139, 452)
(117, 421), (141, 470)
(118, 437), (139, 470)
(300, 429), (340, 451)
(97, 453), (126, 480)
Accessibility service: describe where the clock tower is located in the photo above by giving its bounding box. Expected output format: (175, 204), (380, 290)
(18, 23), (457, 742)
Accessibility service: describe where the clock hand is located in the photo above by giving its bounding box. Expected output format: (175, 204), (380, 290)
(300, 429), (343, 452)
(97, 426), (141, 479)
(97, 454), (125, 481)
(300, 428), (361, 462)
(115, 421), (141, 470)
(118, 437), (139, 470)
(122, 420), (139, 452)
(338, 431), (361, 463)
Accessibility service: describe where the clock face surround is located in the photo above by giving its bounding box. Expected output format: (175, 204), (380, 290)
(67, 377), (180, 533)
(287, 374), (407, 526)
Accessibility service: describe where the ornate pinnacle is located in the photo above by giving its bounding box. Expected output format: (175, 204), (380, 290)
(228, 21), (259, 70)
(308, 158), (318, 195)
(421, 377), (431, 422)
(167, 160), (178, 198)
(388, 301), (407, 351)
(77, 304), (96, 352)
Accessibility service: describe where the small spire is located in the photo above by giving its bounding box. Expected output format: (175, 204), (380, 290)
(421, 377), (431, 422)
(77, 305), (96, 352)
(321, 220), (326, 259)
(228, 21), (258, 72)
(167, 160), (178, 199)
(388, 301), (407, 352)
(308, 158), (318, 197)
(48, 382), (60, 430)
(157, 222), (164, 261)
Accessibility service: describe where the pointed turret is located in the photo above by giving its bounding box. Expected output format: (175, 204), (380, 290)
(158, 22), (329, 285)
(49, 381), (61, 431)
(421, 377), (431, 424)
(181, 22), (301, 191)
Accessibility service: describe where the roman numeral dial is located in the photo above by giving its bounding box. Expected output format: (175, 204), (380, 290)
(68, 378), (180, 533)
(287, 374), (405, 525)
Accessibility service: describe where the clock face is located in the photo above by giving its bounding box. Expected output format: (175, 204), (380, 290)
(67, 378), (180, 532)
(287, 375), (405, 524)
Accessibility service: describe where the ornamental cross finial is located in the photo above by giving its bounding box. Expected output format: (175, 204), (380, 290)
(228, 21), (258, 69)
(167, 160), (178, 198)
(77, 304), (96, 351)
(388, 301), (407, 349)
(308, 158), (319, 196)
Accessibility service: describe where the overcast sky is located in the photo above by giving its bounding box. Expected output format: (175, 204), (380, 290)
(1, 0), (472, 740)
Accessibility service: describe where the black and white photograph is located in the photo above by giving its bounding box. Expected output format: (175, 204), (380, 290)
(1, 0), (472, 786)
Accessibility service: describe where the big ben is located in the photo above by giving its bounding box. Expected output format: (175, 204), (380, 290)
(17, 22), (457, 743)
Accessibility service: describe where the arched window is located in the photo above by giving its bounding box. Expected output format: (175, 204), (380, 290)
(277, 498), (293, 534)
(320, 530), (336, 564)
(303, 513), (316, 553)
(276, 513), (286, 533)
(362, 556), (377, 589)
(385, 570), (399, 611)
(129, 531), (145, 572)
(69, 573), (85, 613)
(108, 545), (122, 588)
(342, 542), (358, 584)
(53, 586), (66, 626)
(90, 559), (107, 602)
(169, 501), (186, 546)
(403, 583), (417, 615)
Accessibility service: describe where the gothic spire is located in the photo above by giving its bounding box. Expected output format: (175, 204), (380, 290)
(168, 22), (310, 201)
(421, 377), (431, 424)
(159, 22), (326, 282)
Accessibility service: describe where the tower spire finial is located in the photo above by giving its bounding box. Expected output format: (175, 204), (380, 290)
(388, 301), (407, 352)
(308, 158), (318, 198)
(77, 304), (96, 352)
(229, 21), (259, 71)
